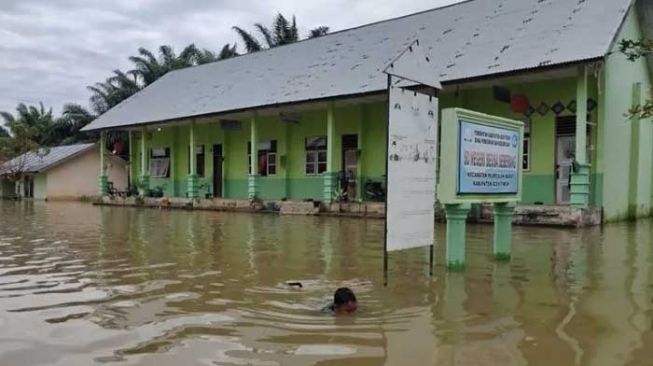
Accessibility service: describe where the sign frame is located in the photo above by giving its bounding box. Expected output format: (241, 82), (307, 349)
(438, 108), (524, 204)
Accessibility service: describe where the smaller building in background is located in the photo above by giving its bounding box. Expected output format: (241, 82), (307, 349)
(0, 143), (127, 200)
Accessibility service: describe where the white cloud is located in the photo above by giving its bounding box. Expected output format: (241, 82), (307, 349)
(0, 0), (462, 116)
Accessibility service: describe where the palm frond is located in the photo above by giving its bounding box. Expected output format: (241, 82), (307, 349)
(233, 26), (262, 53)
(218, 43), (238, 60)
(309, 26), (330, 39)
(254, 23), (274, 48)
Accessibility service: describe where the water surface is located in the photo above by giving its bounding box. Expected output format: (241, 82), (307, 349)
(0, 201), (652, 365)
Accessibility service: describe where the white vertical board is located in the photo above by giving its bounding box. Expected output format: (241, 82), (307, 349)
(386, 85), (438, 252)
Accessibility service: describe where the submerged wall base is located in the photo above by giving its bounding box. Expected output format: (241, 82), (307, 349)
(97, 197), (603, 227)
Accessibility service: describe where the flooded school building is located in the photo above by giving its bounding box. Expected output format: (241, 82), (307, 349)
(84, 0), (653, 225)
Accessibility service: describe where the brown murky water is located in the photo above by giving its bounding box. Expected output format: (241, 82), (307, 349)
(0, 201), (652, 365)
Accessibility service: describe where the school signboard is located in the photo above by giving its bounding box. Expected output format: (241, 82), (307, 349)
(385, 85), (438, 252)
(439, 108), (524, 204)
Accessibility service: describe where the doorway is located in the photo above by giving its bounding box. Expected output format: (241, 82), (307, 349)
(212, 144), (223, 198)
(555, 135), (575, 204)
(341, 135), (358, 200)
(23, 175), (34, 198)
(555, 116), (591, 204)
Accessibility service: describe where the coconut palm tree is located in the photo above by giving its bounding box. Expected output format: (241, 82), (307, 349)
(217, 43), (239, 60)
(0, 103), (55, 145)
(234, 13), (328, 53)
(309, 26), (330, 39)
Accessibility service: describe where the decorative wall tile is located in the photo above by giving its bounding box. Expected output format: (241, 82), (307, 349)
(566, 100), (577, 113)
(536, 102), (550, 116)
(552, 101), (565, 115)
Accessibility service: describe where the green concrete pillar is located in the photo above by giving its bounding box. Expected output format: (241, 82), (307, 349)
(445, 203), (470, 270)
(248, 115), (259, 199)
(187, 121), (199, 199)
(323, 103), (336, 202)
(628, 83), (642, 219)
(139, 128), (150, 195)
(99, 131), (108, 196)
(570, 65), (590, 208)
(284, 119), (291, 199)
(493, 202), (515, 261)
(128, 130), (135, 188)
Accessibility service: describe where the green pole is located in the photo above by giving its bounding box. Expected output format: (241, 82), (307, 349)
(570, 65), (590, 208)
(140, 127), (149, 195)
(493, 202), (515, 260)
(187, 121), (199, 199)
(248, 114), (259, 200)
(99, 131), (108, 196)
(445, 203), (470, 271)
(628, 83), (642, 219)
(323, 103), (336, 203)
(128, 130), (134, 188)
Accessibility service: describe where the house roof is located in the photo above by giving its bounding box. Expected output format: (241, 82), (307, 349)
(0, 143), (96, 175)
(82, 0), (634, 132)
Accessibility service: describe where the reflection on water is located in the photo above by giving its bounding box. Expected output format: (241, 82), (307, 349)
(0, 201), (652, 365)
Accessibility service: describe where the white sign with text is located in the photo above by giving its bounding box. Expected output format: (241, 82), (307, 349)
(386, 86), (438, 252)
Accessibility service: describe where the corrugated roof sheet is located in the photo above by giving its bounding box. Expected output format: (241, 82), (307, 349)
(83, 0), (633, 131)
(0, 143), (95, 175)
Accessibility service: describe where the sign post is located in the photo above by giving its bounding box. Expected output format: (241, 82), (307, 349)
(438, 108), (524, 269)
(382, 39), (440, 285)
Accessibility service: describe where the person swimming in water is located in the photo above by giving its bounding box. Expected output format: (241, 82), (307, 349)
(325, 287), (358, 315)
(286, 282), (358, 315)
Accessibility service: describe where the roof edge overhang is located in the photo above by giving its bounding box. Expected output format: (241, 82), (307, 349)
(85, 58), (603, 133)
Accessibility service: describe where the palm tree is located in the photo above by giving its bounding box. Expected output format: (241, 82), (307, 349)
(0, 125), (8, 138)
(309, 26), (330, 39)
(46, 103), (96, 145)
(234, 13), (327, 53)
(0, 103), (55, 145)
(217, 43), (239, 60)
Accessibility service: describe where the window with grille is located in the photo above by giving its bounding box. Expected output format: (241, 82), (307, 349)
(150, 148), (170, 178)
(305, 136), (327, 175)
(248, 140), (277, 176)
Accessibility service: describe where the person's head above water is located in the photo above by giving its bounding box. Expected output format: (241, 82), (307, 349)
(333, 287), (357, 314)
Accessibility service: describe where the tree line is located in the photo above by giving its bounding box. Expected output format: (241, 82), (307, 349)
(0, 13), (329, 164)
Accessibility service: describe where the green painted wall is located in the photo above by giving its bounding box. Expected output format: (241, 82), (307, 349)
(600, 6), (653, 221)
(134, 105), (379, 201)
(440, 77), (599, 205)
(132, 75), (594, 207)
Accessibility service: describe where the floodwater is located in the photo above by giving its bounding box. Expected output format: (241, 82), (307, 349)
(0, 202), (652, 366)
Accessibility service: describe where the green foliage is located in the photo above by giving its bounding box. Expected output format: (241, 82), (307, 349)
(234, 13), (328, 53)
(619, 38), (652, 62)
(309, 26), (330, 39)
(621, 38), (653, 119)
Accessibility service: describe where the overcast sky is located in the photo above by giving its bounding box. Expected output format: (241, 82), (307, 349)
(0, 0), (462, 118)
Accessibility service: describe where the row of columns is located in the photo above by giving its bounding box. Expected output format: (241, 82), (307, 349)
(247, 103), (337, 201)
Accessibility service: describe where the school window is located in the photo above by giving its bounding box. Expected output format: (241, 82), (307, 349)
(305, 136), (327, 175)
(248, 140), (277, 176)
(187, 145), (205, 177)
(150, 148), (171, 178)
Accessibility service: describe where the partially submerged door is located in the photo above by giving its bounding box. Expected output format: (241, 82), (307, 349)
(342, 135), (358, 200)
(556, 136), (575, 204)
(213, 144), (223, 198)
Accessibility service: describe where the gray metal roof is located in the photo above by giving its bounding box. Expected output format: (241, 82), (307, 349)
(83, 0), (633, 131)
(0, 143), (95, 175)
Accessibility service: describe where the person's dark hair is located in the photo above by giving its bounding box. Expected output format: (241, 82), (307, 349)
(334, 287), (356, 306)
